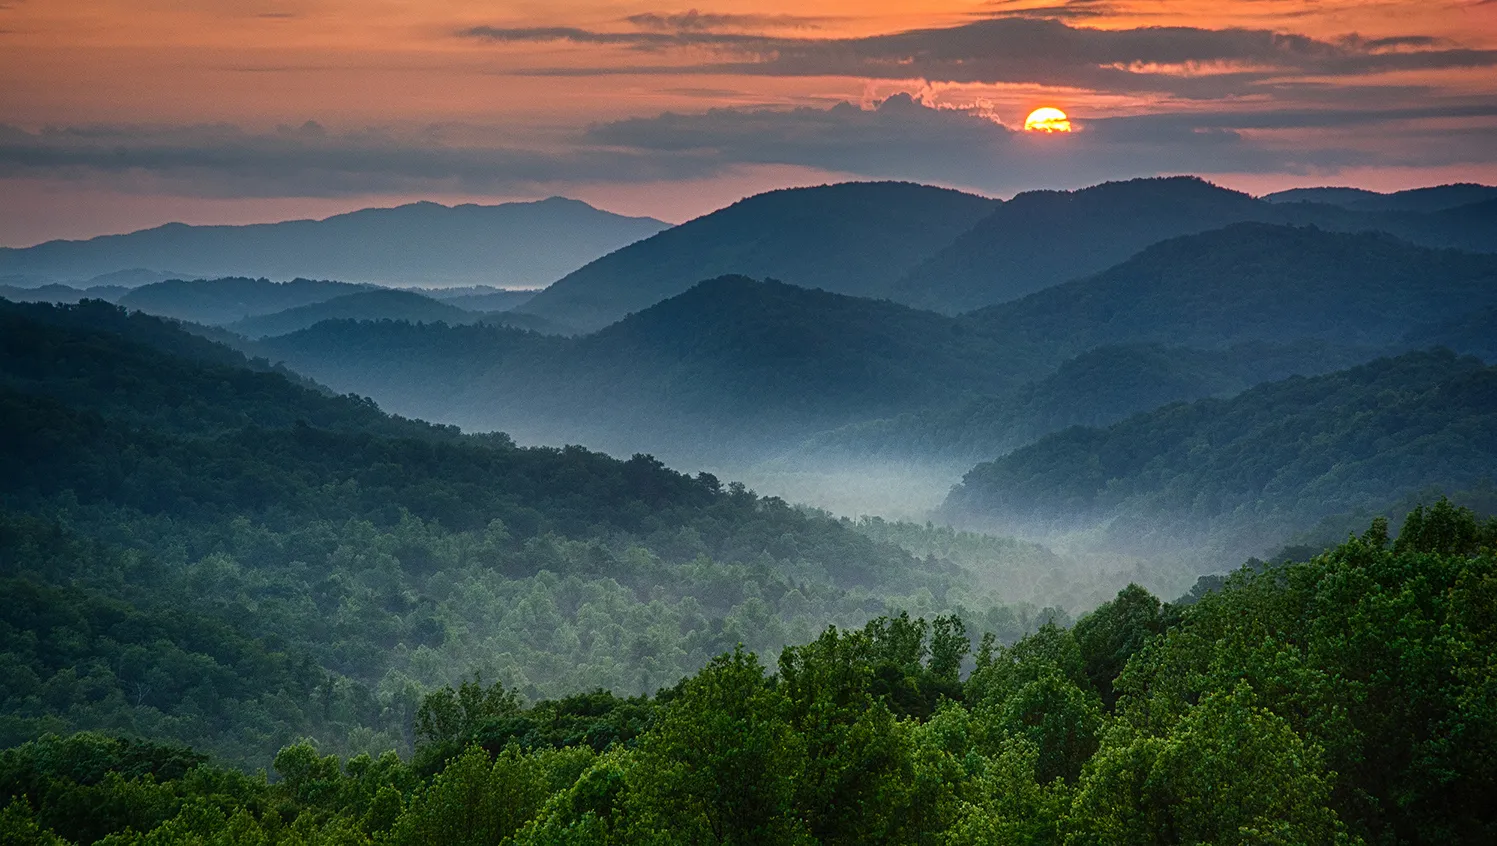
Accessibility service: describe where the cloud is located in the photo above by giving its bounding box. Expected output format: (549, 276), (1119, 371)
(586, 94), (1497, 191)
(623, 10), (825, 32)
(980, 0), (1119, 20)
(457, 25), (775, 52)
(462, 17), (1497, 99)
(0, 122), (722, 198)
(2, 93), (1492, 201)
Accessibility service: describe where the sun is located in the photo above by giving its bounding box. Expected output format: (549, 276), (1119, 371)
(1024, 107), (1072, 133)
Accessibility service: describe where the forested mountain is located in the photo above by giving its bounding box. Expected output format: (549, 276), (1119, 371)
(260, 277), (1024, 465)
(517, 182), (998, 332)
(961, 223), (1497, 372)
(1404, 305), (1497, 362)
(790, 340), (1377, 469)
(0, 198), (668, 288)
(0, 282), (127, 305)
(256, 226), (1496, 480)
(0, 298), (465, 439)
(5, 502), (1493, 845)
(0, 298), (1063, 765)
(117, 277), (374, 325)
(1263, 182), (1497, 212)
(942, 350), (1497, 560)
(227, 290), (480, 339)
(892, 177), (1497, 313)
(430, 287), (538, 312)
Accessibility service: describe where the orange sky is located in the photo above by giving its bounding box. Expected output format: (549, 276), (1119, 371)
(2, 0), (1495, 245)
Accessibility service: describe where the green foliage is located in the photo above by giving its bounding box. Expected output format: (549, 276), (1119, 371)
(1109, 499), (1496, 843)
(5, 282), (1493, 845)
(1072, 585), (1164, 709)
(5, 507), (1494, 845)
(0, 303), (1035, 767)
(797, 340), (1372, 470)
(628, 649), (808, 845)
(1068, 684), (1348, 846)
(946, 350), (1497, 561)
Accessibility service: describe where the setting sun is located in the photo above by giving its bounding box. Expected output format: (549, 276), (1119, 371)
(1024, 107), (1072, 133)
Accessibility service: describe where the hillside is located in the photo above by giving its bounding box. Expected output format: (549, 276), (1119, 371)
(433, 287), (539, 311)
(517, 182), (998, 332)
(262, 277), (1021, 464)
(941, 350), (1497, 557)
(0, 298), (471, 439)
(1404, 305), (1497, 362)
(962, 223), (1497, 370)
(790, 340), (1377, 468)
(0, 282), (127, 304)
(7, 502), (1494, 846)
(227, 289), (480, 338)
(0, 300), (1076, 763)
(893, 177), (1497, 313)
(0, 198), (669, 288)
(117, 276), (373, 324)
(1263, 182), (1497, 212)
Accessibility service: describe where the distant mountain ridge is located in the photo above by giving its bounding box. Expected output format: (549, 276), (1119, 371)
(892, 177), (1497, 313)
(788, 340), (1380, 470)
(227, 289), (480, 339)
(260, 276), (1020, 463)
(252, 225), (1497, 472)
(1263, 183), (1497, 213)
(0, 198), (669, 289)
(517, 182), (999, 332)
(117, 277), (374, 325)
(962, 223), (1497, 369)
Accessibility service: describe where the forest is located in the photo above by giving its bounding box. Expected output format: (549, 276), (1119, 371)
(0, 300), (1067, 767)
(3, 500), (1493, 845)
(3, 174), (1494, 845)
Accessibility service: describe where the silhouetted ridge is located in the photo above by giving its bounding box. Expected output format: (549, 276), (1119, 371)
(1264, 183), (1497, 212)
(227, 288), (479, 338)
(963, 223), (1497, 366)
(518, 181), (998, 331)
(0, 198), (669, 288)
(896, 176), (1497, 313)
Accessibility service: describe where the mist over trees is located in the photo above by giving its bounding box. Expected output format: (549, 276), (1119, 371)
(3, 174), (1495, 845)
(4, 503), (1494, 844)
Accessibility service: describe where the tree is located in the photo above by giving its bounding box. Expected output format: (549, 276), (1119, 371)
(628, 649), (808, 845)
(1067, 683), (1349, 846)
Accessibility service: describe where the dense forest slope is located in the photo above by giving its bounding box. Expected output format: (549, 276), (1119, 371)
(894, 177), (1497, 313)
(790, 340), (1377, 469)
(517, 182), (998, 332)
(0, 198), (668, 288)
(942, 350), (1497, 558)
(962, 223), (1497, 371)
(0, 298), (1065, 765)
(117, 277), (374, 325)
(227, 290), (480, 338)
(262, 277), (1024, 464)
(3, 502), (1492, 845)
(257, 226), (1497, 475)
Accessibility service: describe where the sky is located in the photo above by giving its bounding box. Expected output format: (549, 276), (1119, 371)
(1, 0), (1495, 246)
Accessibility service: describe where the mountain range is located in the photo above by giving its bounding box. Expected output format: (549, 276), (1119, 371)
(891, 177), (1497, 314)
(0, 197), (668, 289)
(517, 182), (999, 332)
(249, 222), (1497, 482)
(1262, 183), (1497, 212)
